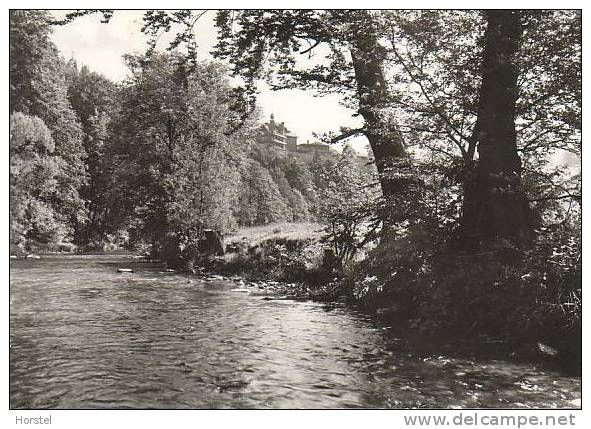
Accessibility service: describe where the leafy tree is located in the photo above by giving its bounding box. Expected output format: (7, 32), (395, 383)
(108, 53), (252, 258)
(64, 61), (119, 242)
(286, 188), (310, 222)
(165, 61), (248, 247)
(382, 10), (580, 248)
(235, 160), (291, 226)
(10, 10), (54, 114)
(65, 62), (117, 127)
(283, 155), (317, 203)
(10, 113), (70, 252)
(460, 10), (531, 247)
(109, 53), (192, 245)
(316, 145), (380, 267)
(10, 10), (87, 241)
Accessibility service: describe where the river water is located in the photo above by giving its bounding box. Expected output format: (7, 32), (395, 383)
(10, 254), (581, 409)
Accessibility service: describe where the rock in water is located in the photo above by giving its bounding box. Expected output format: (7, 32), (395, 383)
(117, 268), (134, 273)
(537, 342), (559, 357)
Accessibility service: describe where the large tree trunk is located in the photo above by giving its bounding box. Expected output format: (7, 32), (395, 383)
(461, 10), (531, 248)
(348, 17), (407, 199)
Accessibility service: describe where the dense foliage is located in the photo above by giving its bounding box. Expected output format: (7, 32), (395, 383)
(11, 10), (581, 365)
(10, 11), (87, 251)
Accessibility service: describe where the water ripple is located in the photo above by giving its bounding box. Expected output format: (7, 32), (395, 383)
(10, 254), (581, 409)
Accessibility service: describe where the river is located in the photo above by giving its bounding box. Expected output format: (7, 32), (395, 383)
(9, 254), (581, 409)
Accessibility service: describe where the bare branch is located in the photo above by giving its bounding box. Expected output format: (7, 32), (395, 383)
(299, 40), (321, 55)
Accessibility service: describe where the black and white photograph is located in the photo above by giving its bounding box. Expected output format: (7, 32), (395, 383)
(7, 4), (583, 419)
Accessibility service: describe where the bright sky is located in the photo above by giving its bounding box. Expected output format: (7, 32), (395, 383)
(49, 10), (366, 149)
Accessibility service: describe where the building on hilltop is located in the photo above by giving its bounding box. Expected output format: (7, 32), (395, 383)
(296, 140), (331, 153)
(256, 114), (298, 151)
(256, 114), (331, 154)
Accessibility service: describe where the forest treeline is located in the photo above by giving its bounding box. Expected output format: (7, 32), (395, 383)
(10, 11), (370, 256)
(10, 10), (581, 361)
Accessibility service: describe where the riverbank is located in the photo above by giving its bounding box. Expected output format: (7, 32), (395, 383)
(184, 266), (580, 375)
(182, 223), (582, 376)
(12, 220), (581, 376)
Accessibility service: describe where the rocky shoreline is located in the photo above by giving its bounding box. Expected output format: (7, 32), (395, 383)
(187, 272), (340, 302)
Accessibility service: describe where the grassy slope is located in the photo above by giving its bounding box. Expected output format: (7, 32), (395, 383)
(224, 222), (324, 246)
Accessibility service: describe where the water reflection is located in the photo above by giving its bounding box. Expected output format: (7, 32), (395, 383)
(10, 255), (581, 409)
